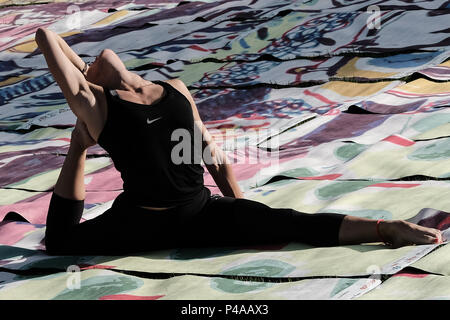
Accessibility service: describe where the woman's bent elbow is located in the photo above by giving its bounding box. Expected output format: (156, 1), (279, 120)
(35, 27), (48, 44)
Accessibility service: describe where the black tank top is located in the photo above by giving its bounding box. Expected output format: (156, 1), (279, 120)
(98, 80), (208, 207)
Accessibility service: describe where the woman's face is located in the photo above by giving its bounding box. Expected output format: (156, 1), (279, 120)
(85, 53), (101, 81)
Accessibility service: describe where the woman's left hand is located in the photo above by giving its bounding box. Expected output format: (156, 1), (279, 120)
(71, 119), (96, 150)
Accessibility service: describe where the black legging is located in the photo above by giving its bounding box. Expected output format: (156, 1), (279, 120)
(45, 188), (346, 255)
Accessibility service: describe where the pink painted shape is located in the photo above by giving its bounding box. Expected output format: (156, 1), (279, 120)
(85, 165), (123, 191)
(189, 44), (209, 52)
(0, 221), (39, 245)
(392, 272), (429, 279)
(382, 135), (415, 146)
(323, 108), (341, 116)
(205, 119), (230, 124)
(0, 14), (18, 25)
(79, 264), (116, 270)
(0, 22), (52, 52)
(304, 89), (335, 105)
(222, 150), (299, 182)
(84, 191), (121, 204)
(0, 193), (52, 225)
(0, 191), (121, 225)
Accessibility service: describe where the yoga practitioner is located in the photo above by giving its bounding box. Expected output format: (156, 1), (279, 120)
(35, 28), (443, 255)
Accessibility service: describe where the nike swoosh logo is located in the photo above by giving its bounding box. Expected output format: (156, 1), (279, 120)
(147, 116), (162, 125)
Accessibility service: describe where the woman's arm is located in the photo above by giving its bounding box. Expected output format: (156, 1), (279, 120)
(168, 79), (244, 198)
(201, 129), (244, 198)
(54, 120), (96, 200)
(36, 29), (87, 75)
(35, 28), (103, 140)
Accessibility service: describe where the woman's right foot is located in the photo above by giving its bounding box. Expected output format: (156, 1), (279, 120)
(380, 220), (443, 248)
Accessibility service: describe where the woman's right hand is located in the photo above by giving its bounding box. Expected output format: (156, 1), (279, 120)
(71, 119), (96, 151)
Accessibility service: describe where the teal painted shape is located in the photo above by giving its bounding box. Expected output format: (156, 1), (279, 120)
(52, 275), (143, 300)
(439, 172), (450, 178)
(0, 245), (36, 260)
(411, 114), (450, 133)
(334, 143), (368, 161)
(279, 167), (318, 177)
(367, 51), (442, 69)
(324, 209), (393, 220)
(210, 278), (273, 294)
(220, 259), (296, 277)
(239, 38), (250, 49)
(20, 255), (94, 271)
(408, 139), (450, 161)
(211, 259), (295, 294)
(315, 181), (375, 200)
(330, 278), (359, 298)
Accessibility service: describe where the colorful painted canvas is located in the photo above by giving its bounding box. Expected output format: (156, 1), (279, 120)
(0, 0), (449, 300)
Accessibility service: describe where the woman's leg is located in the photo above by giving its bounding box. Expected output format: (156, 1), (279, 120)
(182, 196), (443, 248)
(45, 119), (126, 255)
(45, 191), (181, 255)
(45, 192), (120, 255)
(182, 196), (345, 248)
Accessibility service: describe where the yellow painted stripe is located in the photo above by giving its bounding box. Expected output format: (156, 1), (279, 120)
(8, 30), (81, 53)
(398, 78), (450, 94)
(439, 59), (450, 67)
(0, 75), (29, 87)
(322, 80), (393, 97)
(336, 57), (397, 79)
(92, 10), (129, 26)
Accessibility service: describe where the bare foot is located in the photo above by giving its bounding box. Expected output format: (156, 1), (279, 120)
(379, 220), (443, 248)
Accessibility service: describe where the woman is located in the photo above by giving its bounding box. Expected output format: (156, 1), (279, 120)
(35, 28), (443, 255)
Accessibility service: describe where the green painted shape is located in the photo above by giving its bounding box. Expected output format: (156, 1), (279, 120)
(123, 58), (155, 69)
(279, 167), (317, 178)
(210, 278), (273, 294)
(411, 114), (450, 133)
(439, 172), (450, 178)
(324, 209), (393, 220)
(335, 143), (368, 161)
(220, 259), (296, 277)
(211, 259), (295, 294)
(408, 139), (450, 161)
(265, 179), (297, 188)
(20, 256), (91, 271)
(52, 275), (143, 300)
(0, 245), (36, 260)
(316, 181), (375, 200)
(330, 278), (359, 298)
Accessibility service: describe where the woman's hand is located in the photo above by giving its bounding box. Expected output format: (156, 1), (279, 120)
(380, 220), (443, 248)
(71, 119), (96, 151)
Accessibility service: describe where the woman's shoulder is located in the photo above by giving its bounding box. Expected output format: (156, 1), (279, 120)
(163, 78), (192, 102)
(163, 78), (186, 89)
